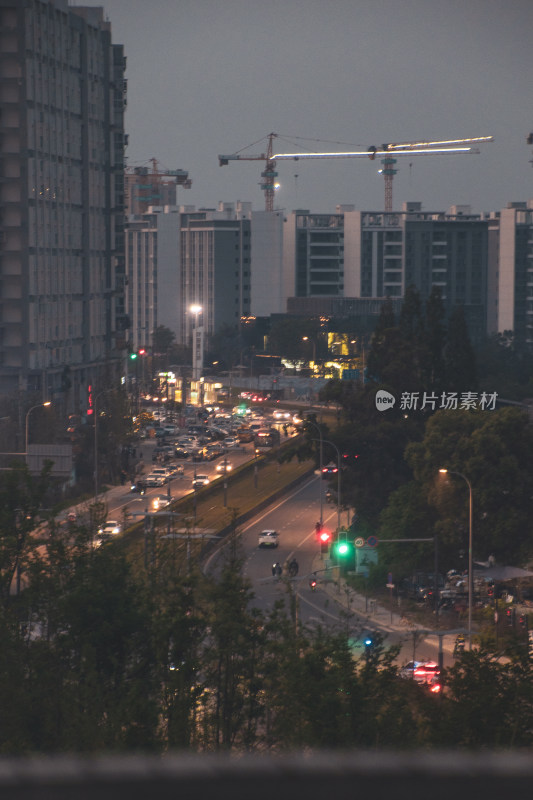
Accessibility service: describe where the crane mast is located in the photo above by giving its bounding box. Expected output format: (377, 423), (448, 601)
(219, 132), (278, 212)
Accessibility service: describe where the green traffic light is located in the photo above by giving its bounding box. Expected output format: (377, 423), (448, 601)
(337, 542), (350, 556)
(130, 353), (137, 360)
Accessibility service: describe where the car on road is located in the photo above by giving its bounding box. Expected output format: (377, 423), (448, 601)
(166, 463), (185, 477)
(152, 495), (173, 511)
(192, 474), (210, 488)
(216, 461), (233, 473)
(236, 428), (254, 443)
(151, 466), (171, 480)
(174, 446), (191, 459)
(272, 409), (291, 420)
(97, 519), (122, 537)
(145, 473), (167, 487)
(258, 530), (279, 548)
(399, 660), (441, 689)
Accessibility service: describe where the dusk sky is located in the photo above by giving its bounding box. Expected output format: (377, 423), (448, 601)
(90, 0), (532, 215)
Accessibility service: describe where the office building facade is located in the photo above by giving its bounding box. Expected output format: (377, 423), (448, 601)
(282, 203), (489, 344)
(125, 206), (179, 353)
(177, 203), (252, 345)
(0, 0), (127, 410)
(490, 201), (533, 345)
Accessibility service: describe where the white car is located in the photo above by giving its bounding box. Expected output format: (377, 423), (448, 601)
(152, 495), (172, 511)
(151, 467), (170, 480)
(216, 461), (233, 473)
(97, 520), (122, 537)
(145, 473), (166, 487)
(258, 530), (279, 548)
(192, 474), (210, 488)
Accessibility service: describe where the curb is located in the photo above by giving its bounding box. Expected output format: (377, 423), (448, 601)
(312, 554), (458, 655)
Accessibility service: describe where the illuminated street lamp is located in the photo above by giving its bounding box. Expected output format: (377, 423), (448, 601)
(439, 468), (473, 648)
(190, 304), (203, 382)
(25, 402), (51, 462)
(94, 389), (114, 502)
(305, 418), (323, 526)
(322, 438), (342, 531)
(302, 336), (316, 364)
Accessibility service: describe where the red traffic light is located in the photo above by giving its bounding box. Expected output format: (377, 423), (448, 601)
(319, 530), (331, 544)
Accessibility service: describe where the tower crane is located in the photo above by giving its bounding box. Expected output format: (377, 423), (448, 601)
(127, 158), (192, 214)
(219, 132), (279, 212)
(271, 136), (494, 212)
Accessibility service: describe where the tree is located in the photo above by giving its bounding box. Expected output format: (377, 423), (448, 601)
(434, 648), (533, 747)
(152, 325), (176, 356)
(444, 305), (477, 394)
(424, 286), (447, 393)
(405, 407), (533, 565)
(399, 285), (425, 343)
(0, 462), (52, 609)
(475, 331), (533, 400)
(268, 317), (323, 368)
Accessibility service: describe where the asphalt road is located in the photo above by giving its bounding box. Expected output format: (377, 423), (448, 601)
(205, 474), (459, 668)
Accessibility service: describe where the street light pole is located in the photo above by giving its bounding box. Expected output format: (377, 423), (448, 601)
(302, 336), (316, 364)
(305, 418), (323, 526)
(322, 438), (341, 531)
(94, 389), (113, 503)
(439, 468), (473, 648)
(189, 304), (203, 409)
(25, 402), (51, 463)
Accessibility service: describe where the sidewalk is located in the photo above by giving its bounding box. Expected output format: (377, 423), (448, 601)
(311, 552), (458, 658)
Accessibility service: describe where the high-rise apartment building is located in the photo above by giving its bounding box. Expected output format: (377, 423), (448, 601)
(177, 203), (252, 345)
(250, 209), (284, 317)
(125, 205), (179, 353)
(489, 201), (533, 345)
(0, 0), (127, 410)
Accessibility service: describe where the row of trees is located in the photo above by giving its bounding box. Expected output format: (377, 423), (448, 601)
(316, 287), (533, 580)
(1, 470), (533, 754)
